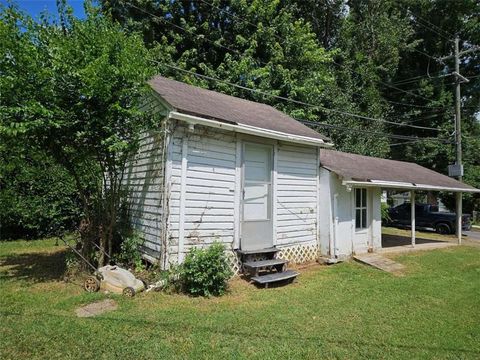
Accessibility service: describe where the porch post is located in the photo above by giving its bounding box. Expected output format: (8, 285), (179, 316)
(411, 190), (415, 247)
(456, 192), (462, 245)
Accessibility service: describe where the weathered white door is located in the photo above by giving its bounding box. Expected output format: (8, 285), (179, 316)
(353, 188), (370, 253)
(241, 142), (273, 251)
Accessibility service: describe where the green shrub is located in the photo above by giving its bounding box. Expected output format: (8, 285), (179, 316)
(179, 243), (232, 297)
(381, 203), (391, 224)
(114, 231), (145, 270)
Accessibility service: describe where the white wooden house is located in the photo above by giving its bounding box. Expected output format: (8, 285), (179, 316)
(125, 76), (479, 284)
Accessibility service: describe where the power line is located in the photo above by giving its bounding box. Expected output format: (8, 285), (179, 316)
(197, 0), (444, 109)
(386, 99), (447, 109)
(398, 4), (454, 41)
(330, 60), (438, 103)
(158, 62), (452, 145)
(389, 138), (448, 147)
(158, 62), (441, 132)
(126, 2), (268, 67)
(297, 118), (444, 142)
(411, 48), (440, 61)
(390, 69), (450, 85)
(129, 3), (448, 134)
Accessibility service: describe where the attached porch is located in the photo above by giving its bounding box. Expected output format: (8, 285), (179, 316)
(344, 182), (467, 253)
(319, 149), (480, 260)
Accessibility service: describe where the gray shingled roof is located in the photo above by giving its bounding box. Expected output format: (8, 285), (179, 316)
(149, 76), (330, 142)
(320, 149), (479, 192)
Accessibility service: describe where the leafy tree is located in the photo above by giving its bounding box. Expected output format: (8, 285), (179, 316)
(280, 0), (346, 49)
(101, 0), (335, 132)
(0, 144), (80, 239)
(0, 2), (156, 265)
(387, 0), (480, 212)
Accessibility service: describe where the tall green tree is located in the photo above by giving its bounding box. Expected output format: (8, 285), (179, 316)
(386, 0), (480, 211)
(101, 0), (335, 133)
(0, 2), (156, 264)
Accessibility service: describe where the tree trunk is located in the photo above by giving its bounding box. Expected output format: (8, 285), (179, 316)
(79, 218), (95, 272)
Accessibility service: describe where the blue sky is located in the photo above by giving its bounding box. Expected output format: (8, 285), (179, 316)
(1, 0), (87, 20)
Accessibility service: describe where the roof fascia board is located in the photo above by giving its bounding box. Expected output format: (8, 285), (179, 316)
(341, 179), (480, 193)
(169, 111), (334, 148)
(148, 88), (175, 112)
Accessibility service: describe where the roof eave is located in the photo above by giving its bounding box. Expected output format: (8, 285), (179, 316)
(169, 111), (334, 148)
(341, 179), (480, 193)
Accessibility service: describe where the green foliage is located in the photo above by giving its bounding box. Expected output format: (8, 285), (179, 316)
(64, 249), (82, 280)
(0, 147), (80, 239)
(114, 231), (145, 270)
(0, 2), (157, 264)
(381, 203), (392, 224)
(178, 243), (233, 297)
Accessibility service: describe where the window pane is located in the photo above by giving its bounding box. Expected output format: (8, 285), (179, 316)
(356, 209), (361, 228)
(361, 189), (367, 207)
(244, 144), (271, 182)
(362, 209), (367, 228)
(243, 183), (269, 220)
(356, 189), (361, 207)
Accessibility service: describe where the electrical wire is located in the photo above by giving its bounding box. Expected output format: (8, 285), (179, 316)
(125, 2), (452, 140)
(197, 0), (445, 109)
(157, 61), (441, 132)
(126, 2), (269, 67)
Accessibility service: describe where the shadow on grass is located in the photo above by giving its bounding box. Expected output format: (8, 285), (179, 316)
(0, 250), (67, 283)
(382, 234), (445, 248)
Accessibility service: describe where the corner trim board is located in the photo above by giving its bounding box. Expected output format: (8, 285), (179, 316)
(178, 134), (188, 262)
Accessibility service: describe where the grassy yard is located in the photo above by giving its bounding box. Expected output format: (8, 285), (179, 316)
(381, 226), (467, 242)
(1, 239), (480, 359)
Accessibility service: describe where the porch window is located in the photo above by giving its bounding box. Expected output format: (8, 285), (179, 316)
(355, 188), (367, 230)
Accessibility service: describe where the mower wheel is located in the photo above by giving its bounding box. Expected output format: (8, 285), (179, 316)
(84, 276), (100, 293)
(123, 287), (136, 297)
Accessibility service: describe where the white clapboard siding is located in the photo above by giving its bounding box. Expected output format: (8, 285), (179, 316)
(124, 126), (166, 261)
(276, 143), (318, 246)
(167, 124), (237, 257)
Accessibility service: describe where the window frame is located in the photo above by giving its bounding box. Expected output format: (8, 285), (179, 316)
(355, 188), (368, 231)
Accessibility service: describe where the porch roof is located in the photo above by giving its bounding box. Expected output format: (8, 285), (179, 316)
(320, 149), (480, 193)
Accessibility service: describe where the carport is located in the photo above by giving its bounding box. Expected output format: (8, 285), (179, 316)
(319, 150), (480, 255)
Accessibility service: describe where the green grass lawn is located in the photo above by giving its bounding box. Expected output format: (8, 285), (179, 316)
(1, 239), (480, 359)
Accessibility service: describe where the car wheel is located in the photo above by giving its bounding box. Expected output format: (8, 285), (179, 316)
(435, 223), (451, 235)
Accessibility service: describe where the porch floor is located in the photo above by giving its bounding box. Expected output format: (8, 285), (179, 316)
(380, 229), (457, 254)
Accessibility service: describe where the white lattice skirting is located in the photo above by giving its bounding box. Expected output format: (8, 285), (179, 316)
(226, 243), (320, 276)
(277, 243), (320, 264)
(226, 251), (243, 276)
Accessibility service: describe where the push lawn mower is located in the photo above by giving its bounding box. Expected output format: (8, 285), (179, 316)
(61, 238), (145, 297)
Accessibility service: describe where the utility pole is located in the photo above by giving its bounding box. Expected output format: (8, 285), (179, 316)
(438, 37), (479, 244)
(439, 38), (478, 180)
(454, 35), (462, 182)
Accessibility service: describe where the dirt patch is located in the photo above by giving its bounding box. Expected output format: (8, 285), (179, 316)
(75, 299), (118, 318)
